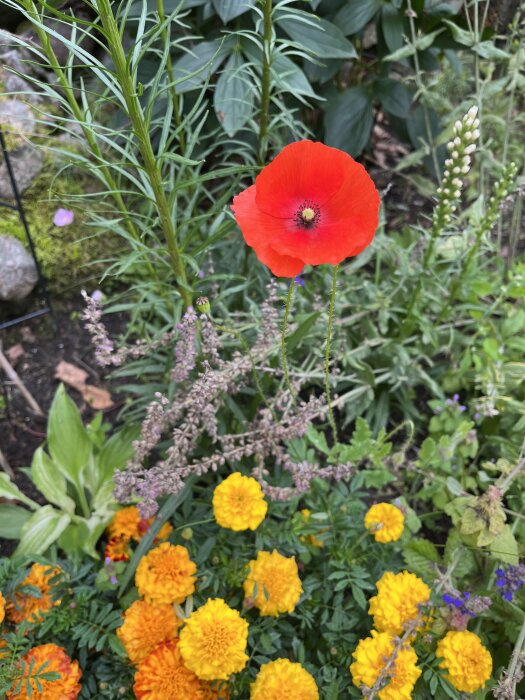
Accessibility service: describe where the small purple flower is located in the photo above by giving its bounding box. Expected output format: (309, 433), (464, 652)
(495, 564), (525, 602)
(474, 412), (481, 420)
(459, 405), (467, 412)
(53, 208), (74, 227)
(453, 393), (460, 401)
(110, 575), (118, 585)
(445, 399), (453, 406)
(294, 275), (305, 286)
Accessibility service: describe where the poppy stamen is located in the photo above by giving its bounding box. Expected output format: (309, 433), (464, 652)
(295, 200), (320, 229)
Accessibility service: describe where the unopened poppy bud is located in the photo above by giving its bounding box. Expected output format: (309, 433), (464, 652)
(195, 296), (211, 315)
(181, 527), (193, 540)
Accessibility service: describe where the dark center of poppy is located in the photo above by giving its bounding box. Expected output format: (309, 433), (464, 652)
(295, 200), (320, 229)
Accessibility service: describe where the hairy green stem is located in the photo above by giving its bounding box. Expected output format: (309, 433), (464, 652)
(281, 279), (296, 401)
(24, 1), (160, 282)
(258, 0), (273, 162)
(325, 265), (339, 444)
(97, 0), (191, 306)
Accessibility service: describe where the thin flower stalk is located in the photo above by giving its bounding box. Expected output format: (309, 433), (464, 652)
(325, 264), (339, 444)
(281, 279), (296, 402)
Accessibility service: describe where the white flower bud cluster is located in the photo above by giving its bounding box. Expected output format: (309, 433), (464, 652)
(434, 106), (480, 228)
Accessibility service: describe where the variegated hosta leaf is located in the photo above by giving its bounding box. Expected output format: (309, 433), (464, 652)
(15, 505), (70, 556)
(31, 447), (76, 515)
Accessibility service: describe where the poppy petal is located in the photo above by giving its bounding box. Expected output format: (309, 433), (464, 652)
(232, 184), (305, 277)
(254, 140), (347, 218)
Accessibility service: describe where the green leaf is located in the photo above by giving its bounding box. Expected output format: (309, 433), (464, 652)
(95, 425), (139, 494)
(287, 312), (321, 350)
(473, 41), (510, 60)
(381, 5), (406, 53)
(47, 384), (92, 489)
(376, 79), (412, 118)
(172, 39), (232, 93)
(334, 0), (382, 35)
(15, 505), (70, 556)
(0, 503), (31, 539)
(277, 12), (357, 59)
(384, 28), (444, 62)
(214, 53), (254, 136)
(324, 86), (373, 155)
(31, 447), (76, 515)
(0, 473), (39, 510)
(403, 539), (441, 578)
(212, 0), (255, 23)
(490, 525), (519, 565)
(442, 19), (474, 47)
(272, 54), (319, 100)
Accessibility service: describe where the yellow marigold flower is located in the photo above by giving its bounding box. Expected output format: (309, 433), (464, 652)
(8, 643), (82, 699)
(117, 599), (181, 665)
(6, 564), (62, 625)
(0, 591), (5, 624)
(350, 630), (421, 700)
(134, 639), (210, 699)
(365, 503), (404, 543)
(300, 509), (325, 548)
(369, 571), (431, 636)
(212, 473), (267, 531)
(251, 659), (319, 699)
(135, 542), (197, 605)
(179, 598), (249, 681)
(107, 506), (172, 543)
(243, 550), (302, 617)
(436, 630), (492, 693)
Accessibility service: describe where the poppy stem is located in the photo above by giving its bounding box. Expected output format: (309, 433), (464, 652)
(325, 264), (339, 444)
(281, 279), (296, 402)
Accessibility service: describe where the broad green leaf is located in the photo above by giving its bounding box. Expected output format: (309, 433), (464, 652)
(490, 525), (519, 565)
(0, 473), (39, 510)
(96, 425), (139, 487)
(442, 19), (473, 47)
(277, 12), (357, 59)
(59, 517), (107, 559)
(324, 86), (373, 155)
(47, 384), (92, 488)
(92, 479), (118, 514)
(212, 0), (255, 23)
(376, 78), (412, 118)
(403, 539), (441, 578)
(287, 312), (321, 350)
(172, 39), (232, 93)
(334, 0), (382, 35)
(214, 53), (254, 136)
(473, 41), (511, 60)
(272, 54), (319, 99)
(16, 505), (70, 556)
(0, 503), (31, 539)
(381, 5), (406, 53)
(31, 447), (76, 515)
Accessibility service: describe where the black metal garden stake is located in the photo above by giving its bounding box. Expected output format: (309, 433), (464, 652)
(0, 125), (54, 331)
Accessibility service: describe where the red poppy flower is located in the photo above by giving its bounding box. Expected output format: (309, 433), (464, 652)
(231, 140), (380, 277)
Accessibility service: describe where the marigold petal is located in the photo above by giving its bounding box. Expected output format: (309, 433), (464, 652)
(251, 659), (319, 699)
(436, 630), (492, 693)
(117, 600), (181, 665)
(8, 644), (82, 700)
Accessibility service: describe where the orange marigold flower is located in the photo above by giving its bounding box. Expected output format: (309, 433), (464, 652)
(365, 503), (405, 543)
(134, 639), (212, 699)
(212, 473), (267, 531)
(243, 550), (302, 617)
(0, 591), (5, 624)
(117, 599), (181, 665)
(107, 506), (172, 543)
(6, 564), (62, 625)
(135, 542), (196, 605)
(179, 598), (249, 681)
(105, 536), (131, 562)
(8, 643), (81, 700)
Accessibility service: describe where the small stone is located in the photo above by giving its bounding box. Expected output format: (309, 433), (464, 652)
(0, 144), (43, 198)
(0, 236), (38, 300)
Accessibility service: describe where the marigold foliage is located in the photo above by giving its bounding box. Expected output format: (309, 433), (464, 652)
(6, 564), (62, 625)
(107, 506), (172, 543)
(350, 630), (421, 700)
(134, 639), (211, 699)
(243, 550), (303, 617)
(369, 571), (431, 636)
(212, 473), (267, 531)
(436, 630), (492, 693)
(117, 599), (181, 665)
(135, 542), (197, 605)
(365, 503), (405, 543)
(8, 643), (82, 700)
(250, 659), (319, 699)
(300, 509), (325, 548)
(179, 598), (249, 681)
